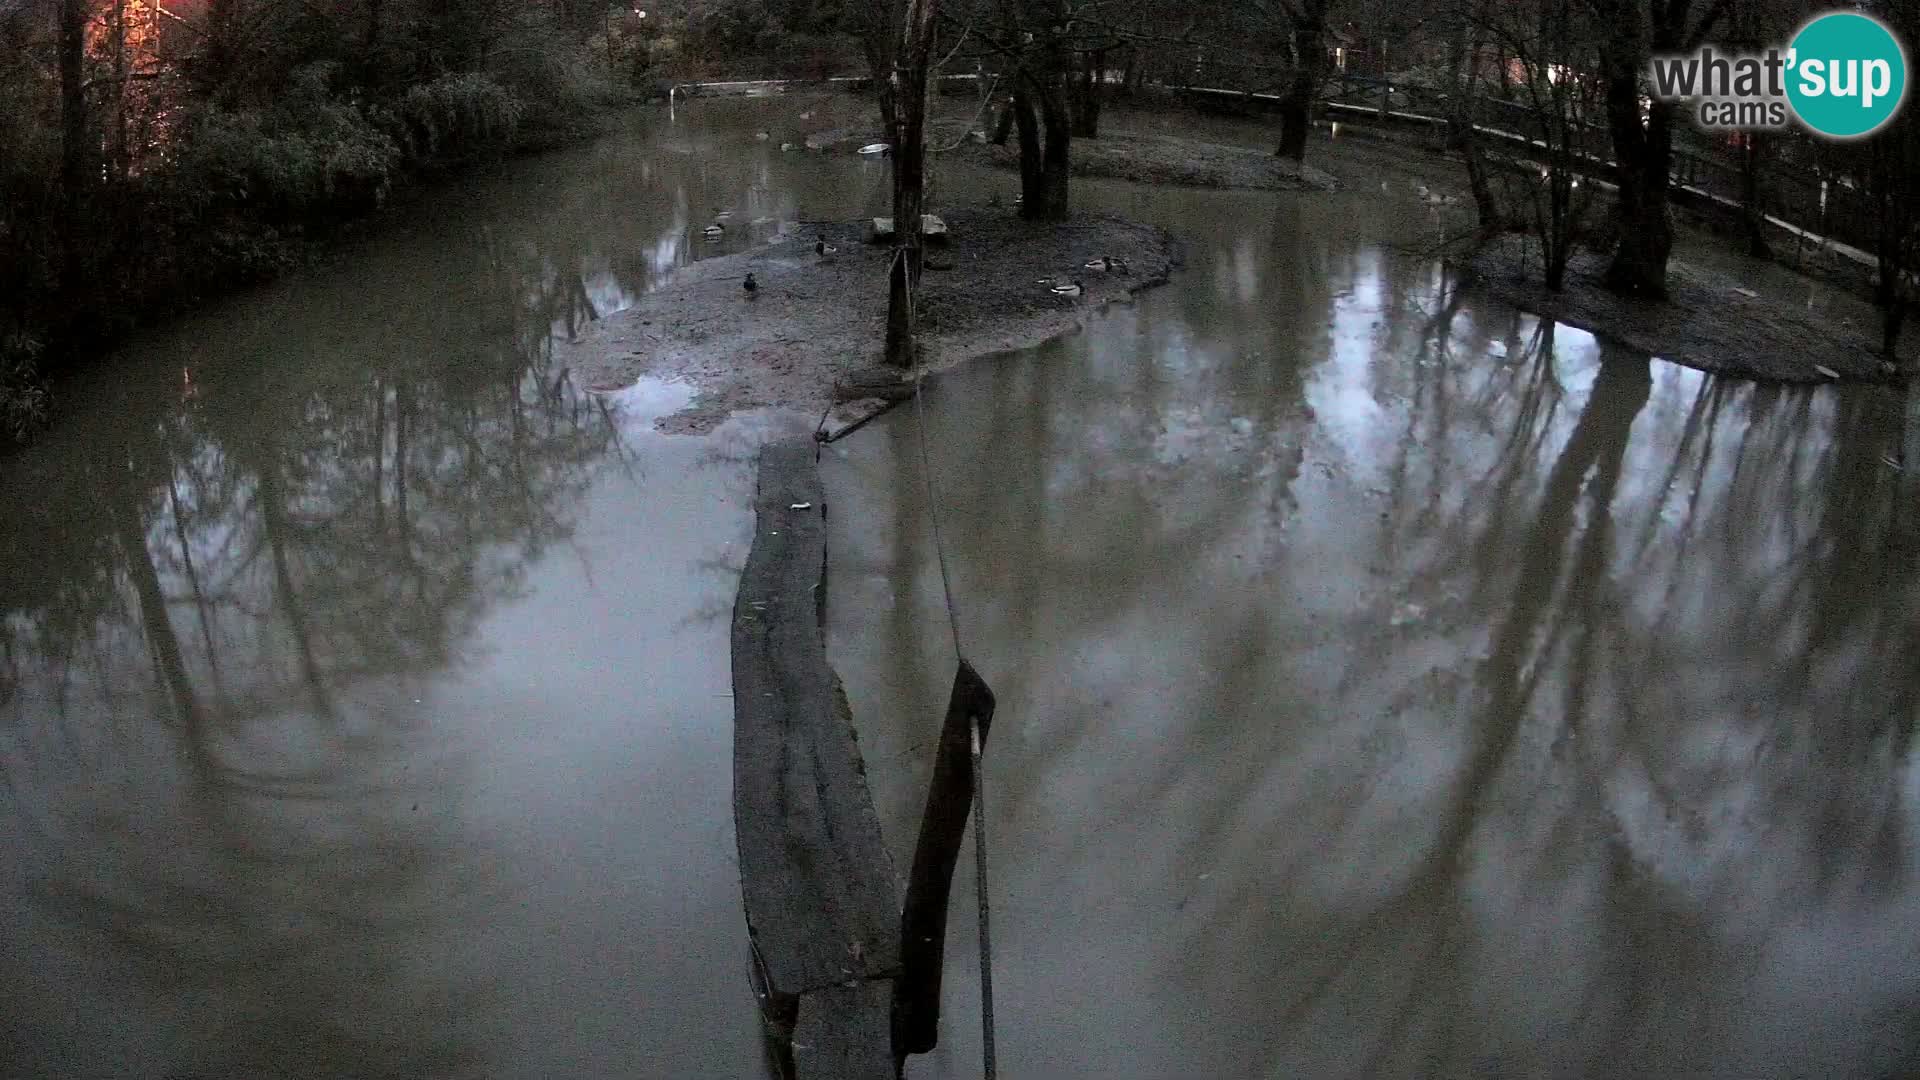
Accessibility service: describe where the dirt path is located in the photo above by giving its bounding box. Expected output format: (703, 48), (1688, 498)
(558, 210), (1177, 433)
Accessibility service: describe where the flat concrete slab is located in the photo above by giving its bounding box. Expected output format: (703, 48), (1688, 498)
(731, 439), (901, 1077)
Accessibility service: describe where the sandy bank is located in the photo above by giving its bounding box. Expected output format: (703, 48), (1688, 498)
(559, 209), (1178, 433)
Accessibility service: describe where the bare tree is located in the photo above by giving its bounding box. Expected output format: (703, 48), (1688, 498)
(1441, 0), (1501, 229)
(1476, 0), (1605, 288)
(56, 0), (88, 287)
(1863, 0), (1917, 359)
(886, 0), (941, 366)
(1580, 0), (1732, 297)
(1265, 0), (1333, 161)
(852, 0), (905, 132)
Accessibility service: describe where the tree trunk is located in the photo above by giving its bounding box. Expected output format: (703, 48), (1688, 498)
(366, 0), (382, 49)
(1275, 77), (1314, 161)
(110, 0), (128, 180)
(1448, 0), (1500, 232)
(1072, 48), (1103, 137)
(1599, 66), (1674, 297)
(1868, 120), (1917, 355)
(991, 99), (1015, 145)
(1014, 77), (1045, 214)
(206, 0), (236, 101)
(58, 0), (87, 295)
(884, 0), (938, 368)
(856, 0), (901, 135)
(1378, 40), (1390, 120)
(1544, 169), (1574, 290)
(1592, 0), (1730, 297)
(1739, 133), (1772, 259)
(1275, 0), (1328, 162)
(1034, 72), (1072, 221)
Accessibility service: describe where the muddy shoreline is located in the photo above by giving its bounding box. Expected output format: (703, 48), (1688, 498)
(558, 209), (1179, 433)
(1461, 233), (1912, 384)
(949, 131), (1340, 192)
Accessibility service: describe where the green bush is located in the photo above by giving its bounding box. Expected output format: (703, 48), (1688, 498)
(1, 331), (49, 446)
(391, 71), (526, 159)
(0, 15), (643, 446)
(170, 64), (401, 219)
(486, 42), (622, 144)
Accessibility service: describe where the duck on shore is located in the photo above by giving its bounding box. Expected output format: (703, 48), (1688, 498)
(742, 272), (758, 297)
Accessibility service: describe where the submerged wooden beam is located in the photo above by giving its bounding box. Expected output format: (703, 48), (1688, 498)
(892, 660), (997, 1062)
(731, 439), (902, 1080)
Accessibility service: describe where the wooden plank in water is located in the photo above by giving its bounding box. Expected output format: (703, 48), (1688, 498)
(791, 980), (898, 1080)
(731, 439), (901, 1077)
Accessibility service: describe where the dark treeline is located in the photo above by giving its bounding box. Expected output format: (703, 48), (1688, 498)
(847, 0), (1915, 354)
(0, 0), (874, 445)
(1439, 0), (1917, 327)
(4, 0), (1914, 442)
(0, 0), (647, 441)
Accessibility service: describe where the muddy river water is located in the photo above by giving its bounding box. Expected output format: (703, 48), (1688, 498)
(4, 97), (1919, 1079)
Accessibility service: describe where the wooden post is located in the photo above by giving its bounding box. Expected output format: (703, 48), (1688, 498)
(884, 0), (938, 367)
(892, 660), (997, 1064)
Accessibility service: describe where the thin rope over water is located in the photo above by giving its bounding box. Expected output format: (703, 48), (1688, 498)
(912, 380), (965, 661)
(812, 398), (833, 460)
(901, 244), (996, 1078)
(970, 720), (998, 1080)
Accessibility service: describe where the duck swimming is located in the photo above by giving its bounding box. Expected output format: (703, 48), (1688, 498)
(815, 235), (839, 257)
(742, 273), (758, 296)
(703, 224), (725, 240)
(1084, 256), (1129, 273)
(1050, 280), (1085, 298)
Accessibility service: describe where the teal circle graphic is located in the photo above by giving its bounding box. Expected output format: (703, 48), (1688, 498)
(1786, 12), (1908, 138)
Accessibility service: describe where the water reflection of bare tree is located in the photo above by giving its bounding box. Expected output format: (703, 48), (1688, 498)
(1213, 311), (1913, 1073)
(0, 223), (624, 1077)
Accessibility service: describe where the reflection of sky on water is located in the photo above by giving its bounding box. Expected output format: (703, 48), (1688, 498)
(825, 177), (1920, 1079)
(0, 96), (878, 1080)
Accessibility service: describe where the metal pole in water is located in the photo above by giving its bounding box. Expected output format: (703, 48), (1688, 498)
(970, 719), (996, 1080)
